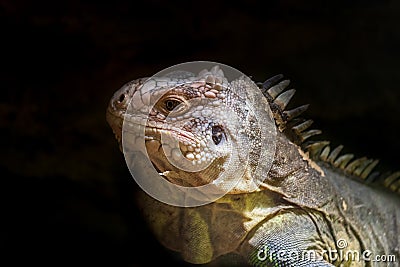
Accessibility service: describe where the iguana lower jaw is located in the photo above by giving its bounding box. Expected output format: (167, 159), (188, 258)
(144, 135), (226, 187)
(144, 127), (265, 191)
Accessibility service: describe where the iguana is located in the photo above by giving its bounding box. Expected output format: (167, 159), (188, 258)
(106, 63), (400, 266)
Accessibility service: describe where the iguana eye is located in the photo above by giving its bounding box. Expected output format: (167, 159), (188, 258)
(212, 125), (225, 145)
(165, 99), (181, 111)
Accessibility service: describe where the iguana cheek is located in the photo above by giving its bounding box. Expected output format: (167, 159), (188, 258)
(145, 139), (173, 174)
(145, 139), (161, 160)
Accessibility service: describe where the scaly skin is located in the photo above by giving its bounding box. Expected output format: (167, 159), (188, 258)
(107, 66), (400, 266)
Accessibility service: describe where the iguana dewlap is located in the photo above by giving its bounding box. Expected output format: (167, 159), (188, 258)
(107, 64), (400, 266)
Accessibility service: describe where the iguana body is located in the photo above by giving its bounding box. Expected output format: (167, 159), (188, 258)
(107, 65), (400, 266)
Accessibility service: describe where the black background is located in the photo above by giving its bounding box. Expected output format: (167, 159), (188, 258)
(1, 1), (400, 266)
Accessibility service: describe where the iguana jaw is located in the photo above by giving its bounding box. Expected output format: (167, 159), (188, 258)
(107, 101), (203, 183)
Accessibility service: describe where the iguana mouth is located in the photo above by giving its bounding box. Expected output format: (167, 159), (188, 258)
(144, 126), (196, 144)
(144, 126), (205, 162)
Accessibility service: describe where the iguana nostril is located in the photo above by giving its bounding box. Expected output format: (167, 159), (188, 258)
(211, 125), (224, 145)
(118, 93), (125, 102)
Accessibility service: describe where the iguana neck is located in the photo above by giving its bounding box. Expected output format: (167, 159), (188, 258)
(135, 132), (339, 265)
(263, 131), (335, 209)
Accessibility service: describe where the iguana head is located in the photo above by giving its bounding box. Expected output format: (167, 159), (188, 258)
(106, 65), (277, 201)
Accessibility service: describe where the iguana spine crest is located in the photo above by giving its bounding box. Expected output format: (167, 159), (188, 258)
(261, 74), (400, 193)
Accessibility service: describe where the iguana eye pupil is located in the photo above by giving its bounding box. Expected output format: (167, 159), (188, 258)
(165, 99), (180, 111)
(118, 94), (125, 102)
(212, 125), (224, 145)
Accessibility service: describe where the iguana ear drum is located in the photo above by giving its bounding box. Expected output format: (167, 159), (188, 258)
(211, 125), (225, 145)
(121, 61), (277, 207)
